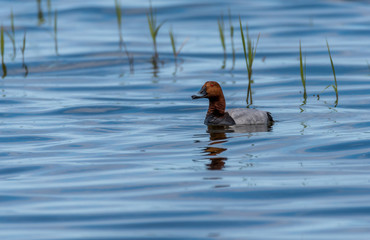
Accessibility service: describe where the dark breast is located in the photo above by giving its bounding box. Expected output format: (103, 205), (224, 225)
(204, 113), (236, 126)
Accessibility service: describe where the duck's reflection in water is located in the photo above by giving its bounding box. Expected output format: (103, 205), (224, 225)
(202, 124), (273, 170)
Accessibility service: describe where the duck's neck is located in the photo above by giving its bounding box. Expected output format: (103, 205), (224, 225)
(207, 95), (226, 117)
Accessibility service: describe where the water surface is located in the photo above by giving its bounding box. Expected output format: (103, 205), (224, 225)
(1, 0), (370, 239)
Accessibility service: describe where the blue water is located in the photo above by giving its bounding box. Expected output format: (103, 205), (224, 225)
(1, 0), (370, 239)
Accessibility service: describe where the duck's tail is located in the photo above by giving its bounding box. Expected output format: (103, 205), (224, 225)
(267, 112), (274, 122)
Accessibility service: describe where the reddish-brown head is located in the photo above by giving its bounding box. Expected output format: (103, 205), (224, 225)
(191, 81), (224, 100)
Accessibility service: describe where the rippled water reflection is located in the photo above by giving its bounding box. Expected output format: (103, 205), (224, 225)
(1, 0), (370, 239)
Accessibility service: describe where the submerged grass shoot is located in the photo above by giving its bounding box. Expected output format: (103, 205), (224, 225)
(218, 14), (226, 69)
(299, 40), (307, 103)
(326, 40), (338, 106)
(239, 17), (260, 104)
(228, 9), (235, 70)
(147, 1), (165, 60)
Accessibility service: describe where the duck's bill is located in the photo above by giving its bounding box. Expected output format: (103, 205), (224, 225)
(191, 87), (207, 99)
(191, 94), (205, 99)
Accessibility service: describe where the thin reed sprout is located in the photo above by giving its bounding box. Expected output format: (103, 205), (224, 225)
(47, 0), (52, 24)
(54, 9), (58, 55)
(239, 17), (260, 104)
(299, 40), (307, 103)
(147, 1), (165, 60)
(115, 0), (123, 47)
(326, 40), (338, 106)
(169, 28), (176, 60)
(169, 27), (187, 61)
(5, 9), (16, 60)
(217, 14), (226, 69)
(114, 0), (134, 73)
(228, 9), (235, 70)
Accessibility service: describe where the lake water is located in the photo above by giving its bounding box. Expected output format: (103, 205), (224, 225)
(1, 0), (370, 239)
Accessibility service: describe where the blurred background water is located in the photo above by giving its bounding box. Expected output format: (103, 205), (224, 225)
(0, 0), (370, 239)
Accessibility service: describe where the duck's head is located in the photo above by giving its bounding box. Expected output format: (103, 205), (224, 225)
(192, 81), (223, 100)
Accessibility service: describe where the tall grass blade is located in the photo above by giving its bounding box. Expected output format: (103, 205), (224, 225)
(1, 26), (7, 79)
(326, 40), (338, 106)
(228, 9), (235, 70)
(54, 9), (58, 55)
(115, 0), (123, 45)
(218, 14), (226, 69)
(299, 40), (307, 103)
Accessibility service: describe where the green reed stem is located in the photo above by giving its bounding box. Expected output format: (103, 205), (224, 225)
(5, 10), (16, 60)
(114, 0), (134, 73)
(21, 32), (26, 62)
(218, 14), (226, 69)
(239, 17), (260, 105)
(47, 0), (52, 24)
(1, 25), (7, 78)
(21, 32), (28, 77)
(299, 40), (307, 103)
(1, 26), (4, 64)
(37, 0), (45, 25)
(54, 9), (58, 55)
(147, 0), (165, 60)
(228, 9), (235, 70)
(115, 0), (122, 43)
(169, 27), (177, 60)
(326, 40), (338, 106)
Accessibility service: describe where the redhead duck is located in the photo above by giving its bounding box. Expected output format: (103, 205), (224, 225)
(192, 81), (273, 126)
